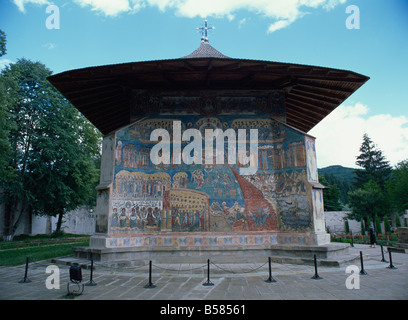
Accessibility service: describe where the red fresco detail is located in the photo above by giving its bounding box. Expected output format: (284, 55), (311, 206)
(229, 166), (277, 231)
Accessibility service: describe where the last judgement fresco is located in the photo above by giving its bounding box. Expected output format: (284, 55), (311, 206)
(110, 111), (315, 236)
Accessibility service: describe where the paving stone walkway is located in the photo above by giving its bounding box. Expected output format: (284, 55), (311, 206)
(0, 244), (407, 301)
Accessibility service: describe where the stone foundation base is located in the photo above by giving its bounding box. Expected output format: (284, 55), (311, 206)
(73, 231), (354, 267)
(73, 242), (352, 266)
(88, 231), (330, 249)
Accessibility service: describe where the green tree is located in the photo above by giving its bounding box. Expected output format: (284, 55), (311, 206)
(395, 213), (401, 228)
(345, 219), (350, 234)
(27, 102), (101, 232)
(0, 74), (15, 182)
(366, 215), (371, 230)
(322, 171), (353, 206)
(354, 134), (392, 191)
(386, 160), (408, 213)
(319, 175), (343, 211)
(360, 219), (365, 235)
(0, 29), (6, 57)
(0, 30), (14, 182)
(348, 180), (384, 227)
(0, 59), (101, 237)
(384, 214), (391, 234)
(374, 213), (382, 234)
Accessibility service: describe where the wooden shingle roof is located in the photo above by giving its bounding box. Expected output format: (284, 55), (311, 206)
(48, 42), (369, 135)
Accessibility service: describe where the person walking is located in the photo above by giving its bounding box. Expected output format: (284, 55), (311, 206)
(369, 225), (377, 248)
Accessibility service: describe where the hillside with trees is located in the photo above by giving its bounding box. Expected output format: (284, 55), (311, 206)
(318, 165), (355, 208)
(319, 134), (407, 233)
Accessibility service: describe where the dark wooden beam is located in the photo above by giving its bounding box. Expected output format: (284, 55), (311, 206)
(297, 80), (356, 93)
(293, 85), (346, 102)
(70, 92), (125, 109)
(289, 90), (339, 107)
(286, 108), (320, 125)
(67, 87), (121, 101)
(286, 100), (327, 118)
(86, 102), (129, 124)
(286, 117), (310, 133)
(287, 94), (334, 114)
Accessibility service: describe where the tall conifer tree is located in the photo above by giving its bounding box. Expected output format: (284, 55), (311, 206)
(354, 134), (392, 191)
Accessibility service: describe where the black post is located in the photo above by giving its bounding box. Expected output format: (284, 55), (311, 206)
(350, 233), (354, 247)
(311, 254), (322, 280)
(144, 260), (156, 288)
(380, 245), (388, 263)
(265, 257), (277, 283)
(386, 248), (397, 269)
(359, 251), (367, 275)
(203, 259), (214, 286)
(85, 258), (97, 286)
(19, 256), (31, 283)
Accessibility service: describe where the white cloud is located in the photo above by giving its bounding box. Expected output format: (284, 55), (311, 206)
(0, 58), (13, 70)
(13, 0), (50, 13)
(12, 0), (347, 31)
(73, 0), (132, 16)
(42, 42), (57, 49)
(238, 18), (247, 29)
(66, 0), (346, 31)
(267, 19), (293, 33)
(323, 0), (347, 10)
(309, 102), (408, 169)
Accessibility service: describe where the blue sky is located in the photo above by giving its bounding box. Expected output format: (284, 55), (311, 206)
(1, 0), (407, 168)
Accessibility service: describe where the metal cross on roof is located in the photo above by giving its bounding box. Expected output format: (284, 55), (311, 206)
(196, 19), (215, 43)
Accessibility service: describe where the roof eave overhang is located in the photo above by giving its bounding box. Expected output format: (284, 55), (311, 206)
(47, 56), (369, 135)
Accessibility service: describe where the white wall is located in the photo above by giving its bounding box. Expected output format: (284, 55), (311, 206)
(1, 203), (96, 237)
(31, 206), (96, 235)
(325, 211), (408, 234)
(325, 211), (361, 234)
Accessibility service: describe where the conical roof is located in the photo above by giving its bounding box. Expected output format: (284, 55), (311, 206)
(182, 41), (230, 59)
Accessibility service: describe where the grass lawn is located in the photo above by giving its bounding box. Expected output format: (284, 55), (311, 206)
(0, 234), (89, 266)
(330, 232), (398, 246)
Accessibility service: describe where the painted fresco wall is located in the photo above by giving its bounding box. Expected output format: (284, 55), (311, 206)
(109, 114), (315, 237)
(305, 136), (326, 234)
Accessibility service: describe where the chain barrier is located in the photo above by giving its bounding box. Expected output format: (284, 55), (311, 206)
(100, 259), (272, 275)
(99, 261), (150, 270)
(152, 263), (207, 272)
(17, 246), (401, 291)
(210, 260), (269, 274)
(97, 257), (317, 277)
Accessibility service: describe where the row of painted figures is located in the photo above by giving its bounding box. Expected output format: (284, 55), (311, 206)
(111, 206), (161, 229)
(115, 140), (306, 171)
(111, 206), (207, 231)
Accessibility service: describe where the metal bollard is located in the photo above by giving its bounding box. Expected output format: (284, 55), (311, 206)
(386, 248), (398, 269)
(19, 256), (31, 283)
(311, 254), (322, 280)
(265, 257), (277, 283)
(202, 259), (214, 286)
(380, 245), (388, 263)
(144, 260), (156, 288)
(85, 258), (97, 286)
(359, 251), (367, 275)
